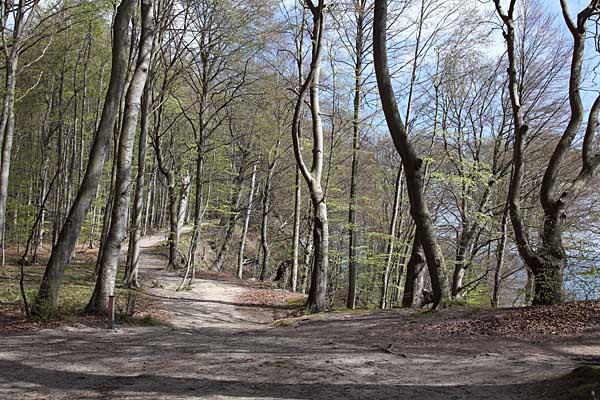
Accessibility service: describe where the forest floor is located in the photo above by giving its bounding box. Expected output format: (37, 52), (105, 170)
(0, 232), (599, 399)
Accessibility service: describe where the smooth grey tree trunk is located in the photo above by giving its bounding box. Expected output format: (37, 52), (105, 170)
(0, 57), (18, 252)
(94, 132), (119, 277)
(291, 6), (306, 294)
(34, 0), (137, 315)
(0, 0), (41, 254)
(291, 0), (329, 313)
(380, 167), (402, 309)
(124, 79), (152, 288)
(237, 163), (257, 279)
(86, 0), (154, 314)
(402, 231), (426, 307)
(176, 173), (191, 244)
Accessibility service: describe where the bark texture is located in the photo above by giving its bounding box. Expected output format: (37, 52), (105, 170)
(291, 0), (329, 313)
(495, 0), (600, 305)
(87, 0), (154, 314)
(35, 0), (137, 314)
(373, 0), (448, 308)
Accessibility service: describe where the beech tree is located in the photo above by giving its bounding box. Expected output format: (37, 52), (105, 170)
(291, 0), (329, 313)
(34, 0), (137, 314)
(86, 0), (154, 314)
(373, 0), (448, 308)
(495, 0), (600, 305)
(0, 0), (42, 256)
(5, 0), (600, 321)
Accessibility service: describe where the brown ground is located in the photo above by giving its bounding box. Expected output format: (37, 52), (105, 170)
(0, 233), (599, 399)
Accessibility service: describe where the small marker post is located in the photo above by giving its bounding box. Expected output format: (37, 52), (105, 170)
(108, 295), (116, 329)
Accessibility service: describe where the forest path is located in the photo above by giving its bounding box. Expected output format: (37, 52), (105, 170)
(0, 232), (598, 399)
(135, 231), (275, 329)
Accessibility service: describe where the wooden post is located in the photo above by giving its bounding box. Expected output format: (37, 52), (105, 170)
(108, 295), (116, 329)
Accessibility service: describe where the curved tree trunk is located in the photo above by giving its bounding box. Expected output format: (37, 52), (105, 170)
(373, 0), (448, 308)
(290, 0), (329, 313)
(495, 0), (600, 305)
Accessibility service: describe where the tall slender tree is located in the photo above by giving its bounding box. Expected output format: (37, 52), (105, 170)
(373, 0), (448, 308)
(86, 0), (155, 314)
(0, 0), (41, 256)
(34, 0), (137, 314)
(291, 0), (329, 313)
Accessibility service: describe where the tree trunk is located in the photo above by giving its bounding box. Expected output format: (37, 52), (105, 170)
(451, 228), (474, 298)
(124, 78), (152, 288)
(373, 0), (448, 308)
(0, 57), (18, 251)
(94, 130), (120, 277)
(34, 0), (136, 315)
(492, 203), (509, 308)
(495, 0), (600, 306)
(307, 192), (328, 312)
(291, 167), (302, 292)
(524, 267), (535, 306)
(259, 164), (275, 281)
(237, 162), (257, 279)
(301, 210), (314, 294)
(402, 232), (426, 307)
(214, 161), (245, 272)
(176, 173), (191, 244)
(86, 0), (154, 314)
(167, 171), (179, 270)
(0, 0), (41, 252)
(535, 212), (565, 305)
(290, 1), (328, 313)
(346, 17), (363, 308)
(179, 156), (206, 289)
(291, 5), (306, 294)
(380, 166), (402, 309)
(143, 166), (156, 235)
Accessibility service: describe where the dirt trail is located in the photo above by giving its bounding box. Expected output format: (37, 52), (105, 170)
(134, 233), (273, 328)
(0, 233), (598, 399)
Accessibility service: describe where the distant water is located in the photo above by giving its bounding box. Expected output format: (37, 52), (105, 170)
(564, 256), (600, 301)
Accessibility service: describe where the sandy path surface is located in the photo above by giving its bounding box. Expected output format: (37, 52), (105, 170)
(0, 233), (598, 399)
(133, 233), (274, 329)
